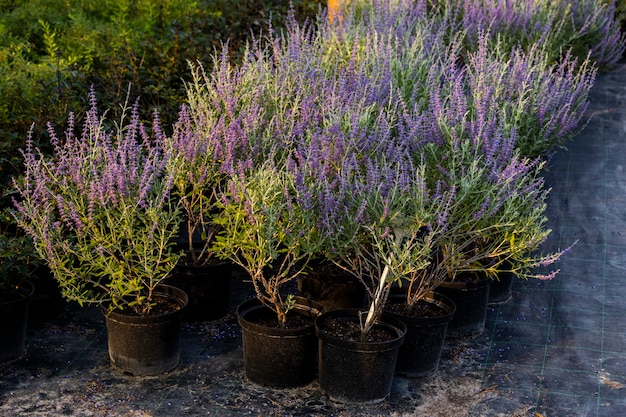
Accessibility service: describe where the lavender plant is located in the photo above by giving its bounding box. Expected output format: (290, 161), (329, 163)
(290, 113), (448, 338)
(184, 30), (330, 173)
(365, 27), (595, 160)
(317, 0), (597, 158)
(169, 37), (306, 264)
(275, 1), (576, 321)
(211, 163), (326, 325)
(418, 93), (573, 290)
(181, 14), (406, 327)
(184, 10), (400, 173)
(12, 90), (182, 315)
(340, 158), (446, 338)
(177, 27), (387, 274)
(175, 0), (585, 328)
(168, 34), (319, 264)
(333, 0), (624, 74)
(164, 104), (221, 266)
(316, 0), (446, 107)
(166, 63), (262, 265)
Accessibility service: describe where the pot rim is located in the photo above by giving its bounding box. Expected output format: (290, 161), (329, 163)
(102, 284), (188, 323)
(237, 296), (324, 336)
(315, 308), (406, 351)
(439, 275), (492, 290)
(385, 291), (456, 325)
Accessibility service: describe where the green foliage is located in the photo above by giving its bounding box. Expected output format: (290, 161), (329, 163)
(421, 128), (568, 285)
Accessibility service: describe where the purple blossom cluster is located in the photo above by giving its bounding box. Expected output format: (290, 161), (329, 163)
(17, 92), (173, 231)
(437, 0), (625, 68)
(334, 0), (625, 71)
(463, 36), (597, 157)
(566, 0), (625, 68)
(12, 89), (181, 313)
(319, 0), (609, 158)
(314, 1), (596, 285)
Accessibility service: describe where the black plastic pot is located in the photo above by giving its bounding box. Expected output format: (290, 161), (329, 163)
(437, 276), (491, 338)
(169, 261), (232, 321)
(104, 285), (188, 376)
(384, 291), (455, 377)
(29, 269), (65, 322)
(0, 279), (34, 363)
(488, 270), (514, 304)
(237, 296), (324, 388)
(315, 309), (406, 404)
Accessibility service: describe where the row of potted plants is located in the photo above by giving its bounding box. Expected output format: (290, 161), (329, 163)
(3, 0), (625, 405)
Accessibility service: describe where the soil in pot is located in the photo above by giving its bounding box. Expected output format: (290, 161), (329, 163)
(0, 279), (34, 363)
(315, 309), (406, 405)
(104, 285), (188, 376)
(237, 296), (323, 388)
(437, 274), (491, 338)
(168, 259), (232, 321)
(384, 292), (455, 377)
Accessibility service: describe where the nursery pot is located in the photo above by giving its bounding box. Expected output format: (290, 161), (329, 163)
(0, 279), (34, 363)
(237, 296), (324, 388)
(169, 260), (232, 321)
(298, 263), (366, 311)
(488, 270), (514, 304)
(384, 291), (455, 377)
(103, 284), (188, 376)
(29, 269), (65, 322)
(315, 309), (406, 405)
(437, 275), (491, 338)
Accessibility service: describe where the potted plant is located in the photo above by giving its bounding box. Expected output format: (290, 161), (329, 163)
(211, 163), (326, 388)
(418, 91), (574, 337)
(12, 90), (187, 375)
(163, 103), (234, 321)
(309, 152), (448, 404)
(163, 38), (325, 319)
